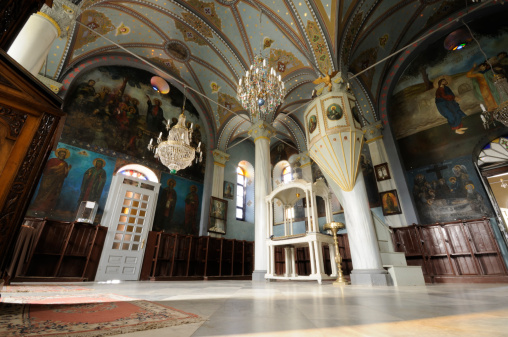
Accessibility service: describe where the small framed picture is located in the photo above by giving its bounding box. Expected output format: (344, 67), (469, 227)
(380, 190), (402, 216)
(208, 197), (228, 234)
(223, 181), (234, 200)
(374, 163), (391, 181)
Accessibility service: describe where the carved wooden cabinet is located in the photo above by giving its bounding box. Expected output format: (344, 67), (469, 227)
(0, 50), (63, 278)
(8, 218), (107, 282)
(391, 218), (508, 283)
(140, 232), (254, 280)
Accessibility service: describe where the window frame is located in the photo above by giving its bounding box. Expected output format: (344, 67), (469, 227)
(236, 166), (246, 221)
(282, 165), (292, 183)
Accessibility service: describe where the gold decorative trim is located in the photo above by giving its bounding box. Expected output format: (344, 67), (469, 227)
(300, 162), (312, 168)
(37, 12), (61, 36)
(365, 135), (383, 144)
(214, 161), (225, 167)
(254, 136), (270, 143)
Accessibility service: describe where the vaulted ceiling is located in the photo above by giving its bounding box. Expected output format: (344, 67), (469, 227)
(44, 0), (493, 151)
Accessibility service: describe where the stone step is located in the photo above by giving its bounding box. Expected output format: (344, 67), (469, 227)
(380, 252), (408, 267)
(384, 265), (425, 286)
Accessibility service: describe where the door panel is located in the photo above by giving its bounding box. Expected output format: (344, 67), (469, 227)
(96, 176), (159, 281)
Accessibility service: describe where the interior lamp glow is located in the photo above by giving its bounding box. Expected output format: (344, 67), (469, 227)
(151, 76), (170, 94)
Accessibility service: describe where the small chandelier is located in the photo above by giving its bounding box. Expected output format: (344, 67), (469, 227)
(237, 55), (285, 120)
(147, 88), (202, 174)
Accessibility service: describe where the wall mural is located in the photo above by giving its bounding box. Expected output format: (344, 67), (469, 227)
(26, 143), (115, 223)
(407, 155), (493, 224)
(153, 171), (204, 236)
(391, 11), (508, 169)
(62, 66), (206, 182)
(270, 141), (298, 166)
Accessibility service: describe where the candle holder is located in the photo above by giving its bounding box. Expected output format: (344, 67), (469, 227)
(324, 221), (349, 286)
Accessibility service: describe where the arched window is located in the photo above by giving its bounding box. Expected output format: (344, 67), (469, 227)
(119, 169), (148, 180)
(236, 166), (246, 220)
(282, 166), (292, 183)
(116, 164), (158, 182)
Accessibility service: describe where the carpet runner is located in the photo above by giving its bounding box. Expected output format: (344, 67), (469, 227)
(0, 299), (203, 337)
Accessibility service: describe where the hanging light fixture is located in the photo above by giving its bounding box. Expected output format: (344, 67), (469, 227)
(151, 76), (170, 94)
(147, 87), (202, 174)
(237, 10), (285, 120)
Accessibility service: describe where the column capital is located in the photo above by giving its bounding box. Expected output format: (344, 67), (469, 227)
(362, 121), (383, 144)
(212, 149), (230, 167)
(39, 0), (80, 38)
(247, 121), (276, 143)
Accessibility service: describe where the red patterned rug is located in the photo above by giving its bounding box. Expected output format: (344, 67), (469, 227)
(2, 285), (92, 293)
(0, 293), (135, 304)
(0, 300), (203, 337)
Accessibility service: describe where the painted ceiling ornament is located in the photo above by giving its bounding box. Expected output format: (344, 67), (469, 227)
(263, 37), (274, 49)
(188, 0), (222, 28)
(306, 21), (331, 75)
(210, 81), (221, 94)
(115, 22), (130, 36)
(164, 40), (191, 62)
(182, 12), (213, 38)
(269, 49), (304, 76)
(149, 57), (181, 77)
(379, 34), (388, 47)
(304, 72), (364, 192)
(175, 21), (207, 46)
(74, 10), (115, 50)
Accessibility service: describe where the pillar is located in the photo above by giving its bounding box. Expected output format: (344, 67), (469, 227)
(211, 149), (230, 199)
(7, 0), (77, 88)
(208, 149), (230, 238)
(304, 72), (390, 285)
(248, 121), (276, 281)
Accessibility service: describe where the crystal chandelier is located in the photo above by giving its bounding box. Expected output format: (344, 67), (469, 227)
(237, 55), (285, 120)
(147, 89), (202, 174)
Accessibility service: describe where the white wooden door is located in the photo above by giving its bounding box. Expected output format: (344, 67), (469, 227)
(95, 175), (160, 281)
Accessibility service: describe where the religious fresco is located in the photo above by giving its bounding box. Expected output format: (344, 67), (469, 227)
(407, 155), (493, 224)
(391, 11), (508, 169)
(152, 171), (204, 236)
(26, 143), (116, 223)
(270, 141), (298, 166)
(62, 66), (206, 182)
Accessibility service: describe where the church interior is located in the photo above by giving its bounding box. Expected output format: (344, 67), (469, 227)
(2, 0), (508, 336)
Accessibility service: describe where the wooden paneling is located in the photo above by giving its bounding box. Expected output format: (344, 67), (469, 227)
(391, 218), (508, 283)
(8, 218), (106, 282)
(140, 232), (254, 281)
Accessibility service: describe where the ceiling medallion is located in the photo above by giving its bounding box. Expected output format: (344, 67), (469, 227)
(164, 40), (190, 62)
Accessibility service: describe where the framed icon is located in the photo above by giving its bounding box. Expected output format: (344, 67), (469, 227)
(374, 163), (391, 181)
(208, 196), (228, 234)
(380, 190), (402, 216)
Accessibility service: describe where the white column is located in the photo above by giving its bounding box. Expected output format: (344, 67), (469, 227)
(248, 121), (276, 281)
(308, 241), (317, 275)
(325, 170), (389, 285)
(211, 149), (230, 199)
(8, 0), (78, 76)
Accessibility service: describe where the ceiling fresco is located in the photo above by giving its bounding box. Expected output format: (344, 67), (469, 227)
(41, 0), (499, 152)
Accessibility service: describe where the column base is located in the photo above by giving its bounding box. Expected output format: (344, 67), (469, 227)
(350, 269), (391, 286)
(252, 270), (268, 281)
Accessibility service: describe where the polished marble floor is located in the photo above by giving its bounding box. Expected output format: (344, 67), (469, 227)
(4, 280), (508, 336)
